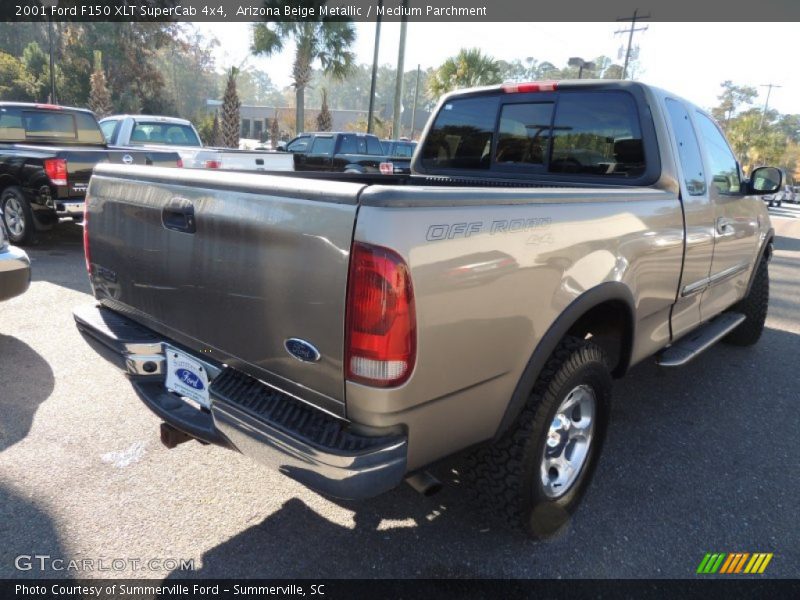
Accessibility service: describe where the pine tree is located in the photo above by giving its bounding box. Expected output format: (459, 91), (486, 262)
(88, 50), (112, 119)
(210, 111), (221, 147)
(220, 67), (241, 149)
(270, 112), (280, 147)
(316, 89), (332, 132)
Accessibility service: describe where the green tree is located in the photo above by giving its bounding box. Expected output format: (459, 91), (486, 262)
(88, 51), (112, 118)
(428, 48), (502, 99)
(220, 67), (241, 148)
(21, 42), (51, 102)
(711, 80), (758, 126)
(0, 52), (35, 100)
(252, 14), (356, 135)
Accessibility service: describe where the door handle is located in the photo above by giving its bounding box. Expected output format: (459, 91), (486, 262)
(162, 197), (196, 234)
(716, 217), (735, 236)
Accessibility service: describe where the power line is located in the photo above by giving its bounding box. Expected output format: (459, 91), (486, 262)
(614, 9), (650, 80)
(759, 83), (782, 129)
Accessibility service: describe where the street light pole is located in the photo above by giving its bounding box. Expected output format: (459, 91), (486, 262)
(366, 0), (382, 134)
(41, 0), (58, 103)
(392, 0), (408, 139)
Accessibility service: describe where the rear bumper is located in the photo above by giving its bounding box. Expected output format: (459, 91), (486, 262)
(73, 303), (408, 500)
(0, 245), (31, 302)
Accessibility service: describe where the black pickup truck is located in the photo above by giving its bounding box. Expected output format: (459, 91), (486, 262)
(279, 131), (412, 175)
(0, 103), (181, 244)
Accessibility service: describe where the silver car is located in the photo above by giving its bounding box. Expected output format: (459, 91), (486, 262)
(0, 217), (30, 303)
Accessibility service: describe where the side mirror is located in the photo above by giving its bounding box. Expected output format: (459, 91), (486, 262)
(748, 166), (782, 195)
(276, 142), (287, 152)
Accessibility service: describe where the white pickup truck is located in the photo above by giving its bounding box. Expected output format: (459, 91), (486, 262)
(99, 115), (293, 172)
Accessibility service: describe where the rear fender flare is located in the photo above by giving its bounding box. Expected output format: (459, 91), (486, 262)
(494, 281), (636, 440)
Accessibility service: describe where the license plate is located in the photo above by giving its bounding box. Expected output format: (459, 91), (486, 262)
(165, 347), (211, 409)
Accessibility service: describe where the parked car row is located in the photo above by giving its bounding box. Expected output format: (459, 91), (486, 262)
(0, 102), (183, 244)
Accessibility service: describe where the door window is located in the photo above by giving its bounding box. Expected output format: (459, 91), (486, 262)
(695, 113), (741, 194)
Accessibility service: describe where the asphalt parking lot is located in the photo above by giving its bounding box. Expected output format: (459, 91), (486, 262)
(1, 205), (799, 580)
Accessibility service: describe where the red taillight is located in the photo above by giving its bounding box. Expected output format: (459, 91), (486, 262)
(35, 104), (62, 110)
(176, 158), (184, 168)
(379, 162), (394, 175)
(83, 199), (92, 275)
(501, 81), (559, 93)
(204, 159), (222, 169)
(44, 158), (68, 186)
(346, 242), (416, 387)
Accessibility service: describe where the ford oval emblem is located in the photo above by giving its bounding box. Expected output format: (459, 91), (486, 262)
(284, 338), (321, 363)
(122, 154), (134, 165)
(175, 368), (205, 390)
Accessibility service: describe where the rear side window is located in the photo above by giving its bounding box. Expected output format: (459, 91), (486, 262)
(549, 92), (645, 177)
(366, 136), (383, 155)
(99, 119), (118, 142)
(287, 136), (310, 152)
(338, 134), (366, 154)
(664, 99), (706, 195)
(421, 96), (498, 170)
(311, 136), (334, 154)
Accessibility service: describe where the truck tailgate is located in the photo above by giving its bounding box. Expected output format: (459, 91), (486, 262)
(86, 164), (363, 415)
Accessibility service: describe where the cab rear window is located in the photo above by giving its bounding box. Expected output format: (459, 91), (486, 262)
(420, 90), (646, 179)
(0, 107), (104, 144)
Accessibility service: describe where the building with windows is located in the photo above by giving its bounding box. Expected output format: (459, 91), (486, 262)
(205, 100), (430, 142)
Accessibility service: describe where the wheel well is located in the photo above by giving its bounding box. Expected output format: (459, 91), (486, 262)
(0, 175), (21, 196)
(565, 300), (633, 377)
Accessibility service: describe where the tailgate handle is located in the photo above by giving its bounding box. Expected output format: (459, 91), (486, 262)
(256, 158), (264, 166)
(162, 198), (196, 234)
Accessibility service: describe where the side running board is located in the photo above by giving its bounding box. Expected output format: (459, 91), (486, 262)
(657, 312), (746, 367)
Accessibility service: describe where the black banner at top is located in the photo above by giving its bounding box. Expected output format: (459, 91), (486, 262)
(1, 0), (800, 22)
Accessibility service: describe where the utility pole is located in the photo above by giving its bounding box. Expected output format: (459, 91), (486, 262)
(410, 64), (421, 140)
(392, 0), (409, 139)
(614, 9), (649, 80)
(367, 0), (383, 134)
(759, 83), (781, 129)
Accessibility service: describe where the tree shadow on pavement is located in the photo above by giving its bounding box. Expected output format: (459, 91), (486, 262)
(774, 235), (800, 253)
(0, 483), (70, 578)
(0, 335), (55, 452)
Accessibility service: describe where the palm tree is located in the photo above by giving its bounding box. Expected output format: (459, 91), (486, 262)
(252, 18), (355, 135)
(428, 48), (502, 99)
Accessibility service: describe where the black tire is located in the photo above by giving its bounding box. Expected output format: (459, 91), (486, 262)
(465, 336), (612, 538)
(1, 187), (36, 245)
(723, 257), (769, 346)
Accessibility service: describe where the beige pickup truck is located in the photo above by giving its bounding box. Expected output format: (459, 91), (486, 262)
(74, 81), (781, 537)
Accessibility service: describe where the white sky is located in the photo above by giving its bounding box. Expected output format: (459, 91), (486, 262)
(194, 22), (799, 115)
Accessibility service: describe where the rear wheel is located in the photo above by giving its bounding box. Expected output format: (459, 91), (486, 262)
(1, 187), (35, 245)
(724, 256), (769, 346)
(466, 336), (612, 538)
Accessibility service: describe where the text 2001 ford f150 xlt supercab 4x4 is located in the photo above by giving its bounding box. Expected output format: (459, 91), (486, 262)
(74, 81), (780, 537)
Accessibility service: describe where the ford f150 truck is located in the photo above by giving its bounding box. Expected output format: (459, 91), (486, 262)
(0, 103), (181, 245)
(100, 114), (294, 172)
(74, 81), (780, 537)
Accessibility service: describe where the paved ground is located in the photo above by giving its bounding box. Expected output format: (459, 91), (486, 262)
(1, 204), (798, 580)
